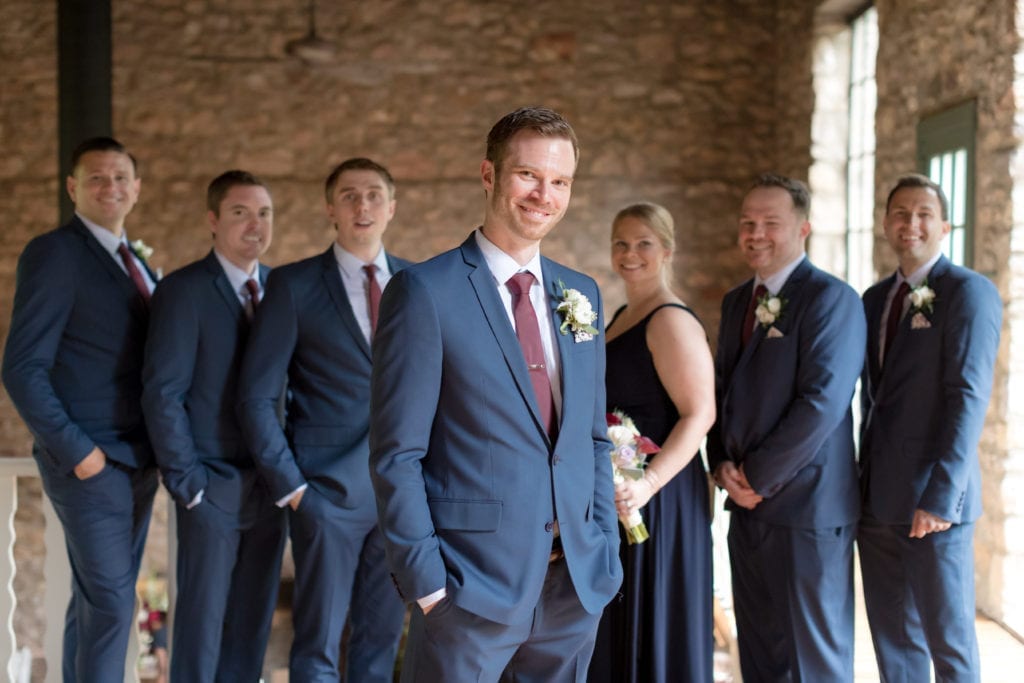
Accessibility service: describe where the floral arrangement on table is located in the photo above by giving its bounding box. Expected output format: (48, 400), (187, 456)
(606, 410), (661, 544)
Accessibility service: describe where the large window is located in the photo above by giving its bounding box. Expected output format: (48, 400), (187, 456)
(917, 101), (976, 268)
(845, 5), (878, 293)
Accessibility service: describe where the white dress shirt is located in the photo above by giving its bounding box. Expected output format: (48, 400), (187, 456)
(332, 242), (393, 345)
(77, 212), (156, 293)
(474, 228), (563, 419)
(213, 250), (262, 320)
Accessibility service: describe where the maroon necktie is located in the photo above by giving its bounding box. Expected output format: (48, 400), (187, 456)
(507, 272), (557, 438)
(364, 264), (382, 335)
(883, 281), (910, 362)
(742, 283), (767, 347)
(244, 278), (261, 307)
(116, 243), (151, 304)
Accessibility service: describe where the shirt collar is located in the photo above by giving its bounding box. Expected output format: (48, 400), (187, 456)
(213, 249), (259, 295)
(76, 212), (129, 254)
(757, 253), (805, 294)
(897, 252), (942, 289)
(332, 242), (388, 276)
(474, 228), (544, 287)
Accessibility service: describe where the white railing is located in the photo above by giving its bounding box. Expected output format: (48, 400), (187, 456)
(0, 458), (142, 683)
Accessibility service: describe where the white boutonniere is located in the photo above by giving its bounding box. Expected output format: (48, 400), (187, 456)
(907, 281), (935, 315)
(754, 292), (786, 328)
(555, 279), (599, 342)
(906, 281), (935, 330)
(131, 239), (154, 261)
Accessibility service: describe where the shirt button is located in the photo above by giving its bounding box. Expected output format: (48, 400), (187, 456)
(544, 521), (554, 532)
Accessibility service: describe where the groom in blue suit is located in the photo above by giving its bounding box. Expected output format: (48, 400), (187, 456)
(238, 158), (409, 681)
(2, 137), (159, 681)
(370, 107), (622, 682)
(707, 174), (865, 682)
(859, 174), (1001, 683)
(142, 170), (286, 682)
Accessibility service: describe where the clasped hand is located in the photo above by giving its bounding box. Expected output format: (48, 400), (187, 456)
(714, 461), (763, 510)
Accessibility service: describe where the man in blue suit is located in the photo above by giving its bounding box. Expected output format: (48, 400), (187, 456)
(707, 174), (865, 682)
(858, 174), (1001, 683)
(238, 158), (409, 681)
(369, 106), (623, 682)
(142, 170), (286, 682)
(2, 137), (159, 681)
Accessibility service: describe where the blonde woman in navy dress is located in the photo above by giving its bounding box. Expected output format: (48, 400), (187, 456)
(588, 202), (716, 682)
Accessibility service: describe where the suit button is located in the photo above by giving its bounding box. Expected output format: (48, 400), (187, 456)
(552, 455), (561, 465)
(544, 521), (554, 532)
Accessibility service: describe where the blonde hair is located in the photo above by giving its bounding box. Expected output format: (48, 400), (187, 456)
(612, 202), (675, 252)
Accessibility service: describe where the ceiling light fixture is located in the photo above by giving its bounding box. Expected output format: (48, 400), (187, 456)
(285, 0), (335, 64)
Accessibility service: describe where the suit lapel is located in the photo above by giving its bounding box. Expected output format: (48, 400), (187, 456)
(461, 237), (549, 440)
(729, 279), (758, 371)
(728, 261), (811, 382)
(544, 265), (573, 438)
(878, 256), (949, 387)
(71, 219), (148, 316)
(321, 248), (372, 361)
(205, 251), (246, 322)
(864, 274), (894, 387)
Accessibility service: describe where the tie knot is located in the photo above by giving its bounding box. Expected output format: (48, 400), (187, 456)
(753, 283), (768, 301)
(244, 278), (260, 302)
(117, 243), (132, 258)
(363, 264), (379, 279)
(894, 280), (910, 299)
(507, 272), (536, 297)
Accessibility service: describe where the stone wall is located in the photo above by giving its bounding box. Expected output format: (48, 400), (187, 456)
(0, 0), (826, 673)
(873, 0), (1020, 633)
(1, 1), (58, 678)
(107, 0), (819, 335)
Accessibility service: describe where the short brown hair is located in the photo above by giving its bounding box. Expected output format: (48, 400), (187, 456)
(70, 136), (138, 176)
(206, 170), (269, 216)
(485, 106), (579, 175)
(324, 158), (395, 203)
(885, 173), (949, 221)
(748, 173), (811, 219)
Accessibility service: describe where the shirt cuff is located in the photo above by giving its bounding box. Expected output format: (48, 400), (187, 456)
(276, 483), (308, 508)
(186, 489), (204, 510)
(417, 587), (447, 610)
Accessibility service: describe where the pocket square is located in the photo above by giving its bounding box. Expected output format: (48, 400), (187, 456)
(911, 312), (932, 330)
(766, 326), (784, 339)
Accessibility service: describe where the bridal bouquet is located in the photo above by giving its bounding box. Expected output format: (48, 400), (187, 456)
(606, 410), (661, 544)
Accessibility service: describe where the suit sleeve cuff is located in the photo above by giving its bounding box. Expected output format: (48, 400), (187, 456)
(276, 483), (308, 508)
(185, 489), (204, 510)
(416, 587), (446, 610)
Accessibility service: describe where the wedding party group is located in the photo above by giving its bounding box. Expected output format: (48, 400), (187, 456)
(1, 105), (1000, 683)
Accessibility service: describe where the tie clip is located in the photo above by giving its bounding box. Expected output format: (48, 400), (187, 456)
(528, 363), (546, 370)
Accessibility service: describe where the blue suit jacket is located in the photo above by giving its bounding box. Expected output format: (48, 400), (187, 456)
(369, 233), (622, 626)
(707, 258), (865, 528)
(141, 250), (270, 511)
(2, 216), (155, 473)
(237, 247), (411, 511)
(860, 256), (1001, 525)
